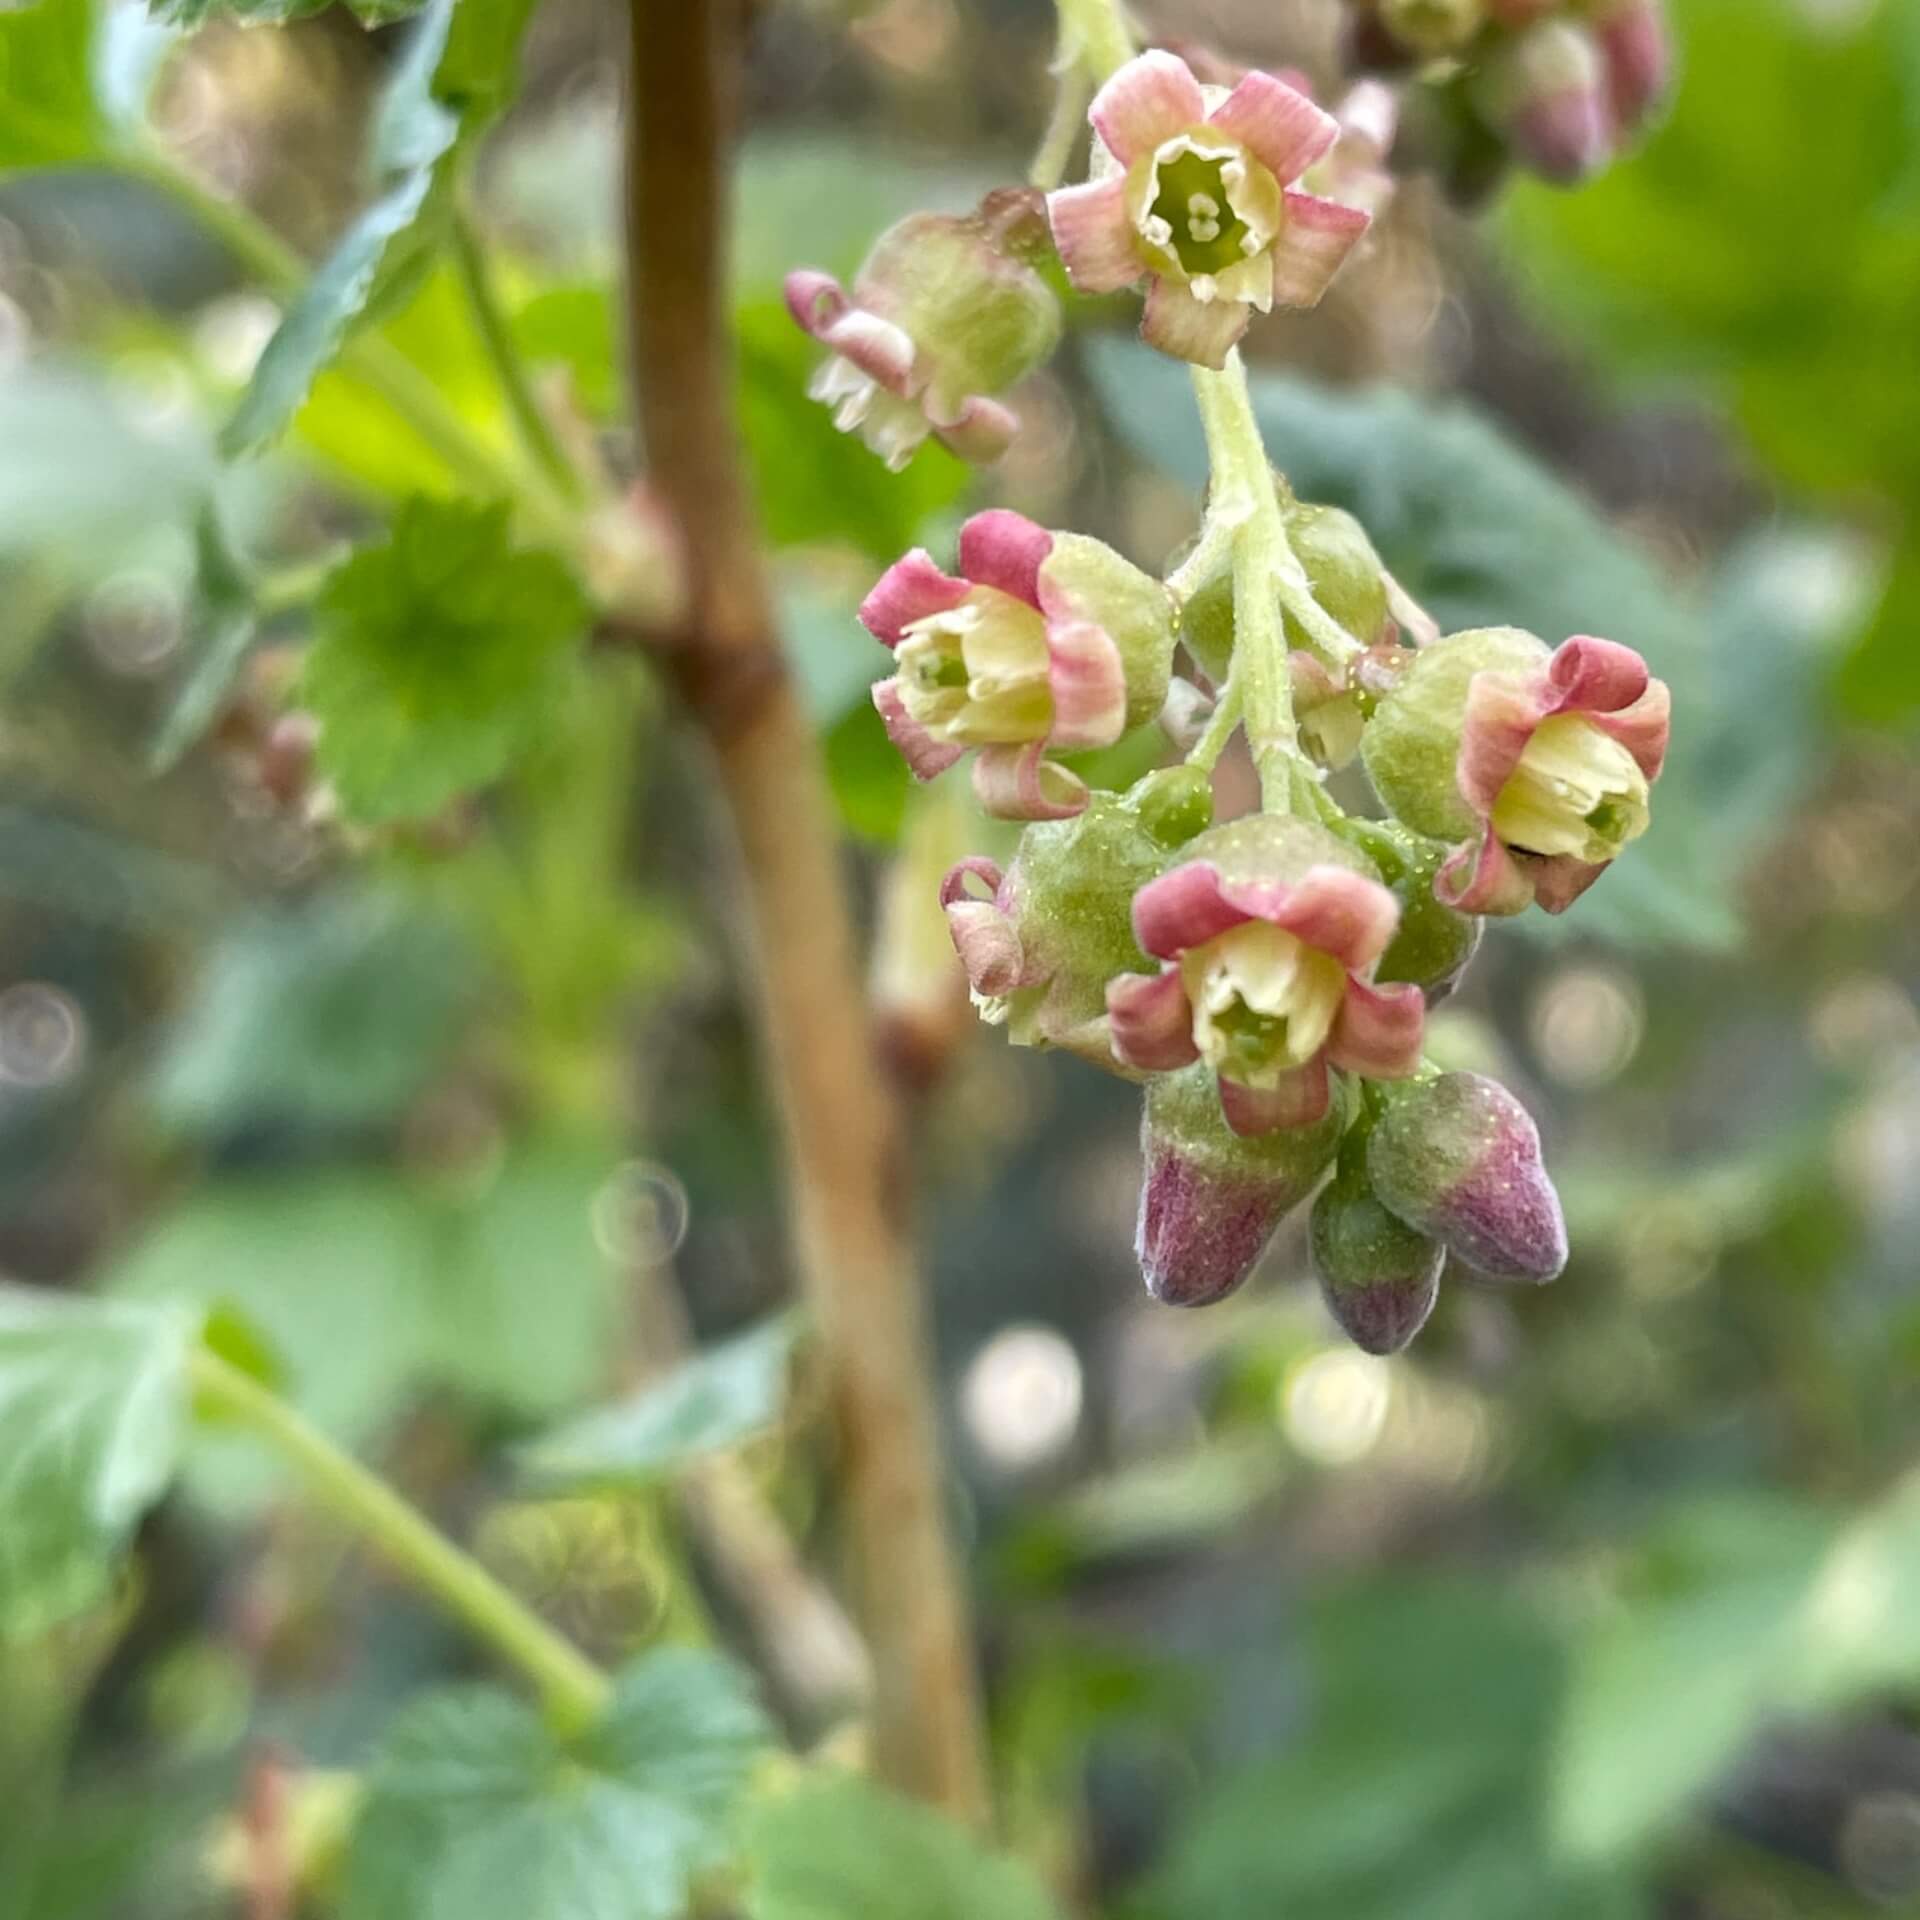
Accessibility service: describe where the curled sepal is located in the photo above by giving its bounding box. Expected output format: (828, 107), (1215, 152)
(1361, 626), (1671, 917)
(1472, 20), (1615, 185)
(863, 510), (1176, 819)
(1310, 1128), (1444, 1355)
(1366, 1072), (1568, 1284)
(785, 198), (1062, 470)
(1137, 1061), (1351, 1308)
(1109, 813), (1425, 1135)
(940, 790), (1174, 1069)
(1046, 51), (1372, 370)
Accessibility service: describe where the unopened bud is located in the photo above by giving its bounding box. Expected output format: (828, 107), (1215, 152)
(1474, 20), (1615, 185)
(1336, 816), (1482, 1002)
(1381, 0), (1487, 56)
(1137, 1062), (1351, 1308)
(1310, 1127), (1444, 1354)
(1589, 0), (1672, 132)
(1366, 1071), (1568, 1282)
(1284, 502), (1392, 653)
(1133, 764), (1215, 848)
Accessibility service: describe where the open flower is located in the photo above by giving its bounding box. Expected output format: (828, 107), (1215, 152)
(862, 511), (1175, 820)
(785, 200), (1060, 470)
(1105, 816), (1425, 1135)
(1363, 628), (1671, 915)
(1046, 51), (1371, 369)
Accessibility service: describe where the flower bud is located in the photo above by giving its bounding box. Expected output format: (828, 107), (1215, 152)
(1133, 763), (1215, 848)
(1310, 1127), (1444, 1354)
(1473, 20), (1615, 185)
(942, 788), (1173, 1067)
(1365, 1071), (1568, 1283)
(1588, 0), (1672, 132)
(786, 200), (1062, 470)
(1380, 0), (1487, 57)
(1137, 1061), (1351, 1307)
(1361, 626), (1671, 916)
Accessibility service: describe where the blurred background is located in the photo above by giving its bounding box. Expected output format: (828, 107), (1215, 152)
(3, 0), (1920, 1913)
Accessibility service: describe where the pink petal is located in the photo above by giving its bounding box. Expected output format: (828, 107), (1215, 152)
(1132, 861), (1247, 960)
(1090, 50), (1206, 165)
(1589, 677), (1671, 784)
(1597, 0), (1671, 127)
(1327, 977), (1425, 1078)
(1269, 192), (1371, 309)
(1207, 70), (1338, 185)
(1046, 177), (1144, 295)
(818, 307), (918, 395)
(958, 509), (1053, 610)
(1436, 826), (1535, 917)
(1219, 1058), (1331, 1136)
(858, 550), (970, 646)
(872, 678), (965, 781)
(1216, 864), (1402, 973)
(784, 268), (849, 340)
(1530, 853), (1610, 916)
(1139, 277), (1249, 370)
(1043, 619), (1128, 751)
(1512, 89), (1613, 185)
(1107, 967), (1201, 1072)
(929, 393), (1020, 465)
(971, 742), (1086, 821)
(1542, 634), (1650, 716)
(1456, 669), (1548, 815)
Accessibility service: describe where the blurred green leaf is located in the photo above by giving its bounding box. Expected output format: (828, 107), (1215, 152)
(0, 0), (102, 173)
(746, 1776), (1064, 1920)
(147, 0), (419, 23)
(518, 1311), (803, 1491)
(1148, 1581), (1645, 1920)
(0, 1286), (192, 1639)
(1088, 339), (1734, 949)
(146, 891), (478, 1137)
(737, 299), (969, 563)
(343, 1651), (769, 1920)
(301, 498), (589, 824)
(223, 0), (534, 454)
(145, 505), (259, 773)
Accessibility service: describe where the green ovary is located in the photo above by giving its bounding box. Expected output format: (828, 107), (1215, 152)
(1490, 712), (1650, 863)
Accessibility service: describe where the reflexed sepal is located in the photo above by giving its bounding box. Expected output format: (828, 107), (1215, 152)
(1137, 1061), (1351, 1307)
(1366, 1071), (1568, 1283)
(1041, 532), (1178, 729)
(1310, 1125), (1444, 1354)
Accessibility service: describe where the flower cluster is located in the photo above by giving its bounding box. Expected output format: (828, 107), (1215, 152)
(1346, 0), (1672, 192)
(782, 24), (1675, 1354)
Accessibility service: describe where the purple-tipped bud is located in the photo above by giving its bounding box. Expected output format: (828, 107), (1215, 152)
(1474, 21), (1615, 185)
(1310, 1146), (1444, 1355)
(1365, 1072), (1568, 1283)
(1137, 1063), (1350, 1307)
(1590, 0), (1672, 133)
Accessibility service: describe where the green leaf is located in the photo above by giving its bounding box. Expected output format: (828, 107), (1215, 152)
(344, 1650), (770, 1920)
(300, 498), (590, 824)
(745, 1777), (1064, 1920)
(145, 0), (422, 37)
(0, 0), (102, 174)
(145, 890), (479, 1136)
(0, 1285), (193, 1638)
(519, 1312), (803, 1491)
(223, 0), (536, 454)
(1087, 339), (1734, 950)
(146, 505), (259, 773)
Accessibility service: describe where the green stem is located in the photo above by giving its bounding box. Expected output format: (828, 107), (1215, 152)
(188, 1347), (610, 1735)
(114, 149), (580, 550)
(1184, 676), (1243, 772)
(449, 208), (584, 502)
(1029, 26), (1094, 191)
(1053, 0), (1136, 84)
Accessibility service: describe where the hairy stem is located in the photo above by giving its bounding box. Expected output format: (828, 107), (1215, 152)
(623, 0), (988, 1823)
(449, 207), (585, 503)
(1184, 677), (1244, 772)
(188, 1348), (610, 1734)
(1054, 0), (1135, 84)
(1029, 18), (1094, 191)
